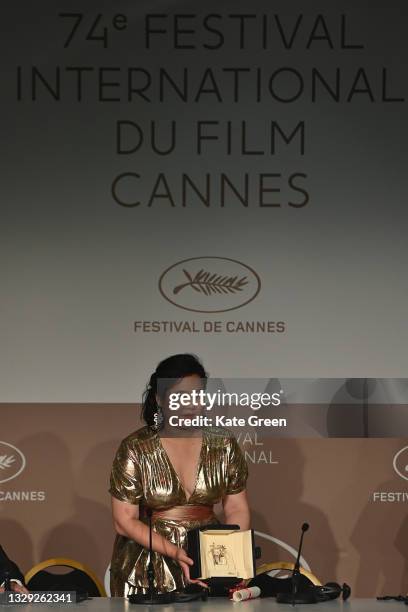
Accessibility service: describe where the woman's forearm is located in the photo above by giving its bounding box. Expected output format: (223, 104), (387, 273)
(224, 508), (251, 530)
(114, 517), (180, 559)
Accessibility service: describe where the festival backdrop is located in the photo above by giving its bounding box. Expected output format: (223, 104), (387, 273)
(1, 0), (407, 598)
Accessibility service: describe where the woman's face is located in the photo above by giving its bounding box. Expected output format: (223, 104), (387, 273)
(157, 374), (206, 419)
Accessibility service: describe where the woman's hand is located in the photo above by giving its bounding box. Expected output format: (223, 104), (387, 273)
(0, 582), (29, 594)
(174, 548), (209, 590)
(12, 583), (29, 594)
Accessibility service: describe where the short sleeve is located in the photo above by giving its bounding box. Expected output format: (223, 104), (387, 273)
(109, 439), (144, 504)
(226, 436), (248, 495)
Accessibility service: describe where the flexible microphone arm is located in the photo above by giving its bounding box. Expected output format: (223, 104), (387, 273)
(293, 522), (309, 574)
(275, 523), (310, 606)
(290, 523), (309, 606)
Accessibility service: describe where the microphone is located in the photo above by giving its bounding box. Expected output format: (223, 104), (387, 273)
(276, 522), (311, 605)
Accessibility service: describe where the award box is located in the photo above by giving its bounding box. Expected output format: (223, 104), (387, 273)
(186, 524), (258, 581)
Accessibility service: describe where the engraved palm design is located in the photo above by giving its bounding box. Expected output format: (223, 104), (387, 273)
(173, 269), (248, 296)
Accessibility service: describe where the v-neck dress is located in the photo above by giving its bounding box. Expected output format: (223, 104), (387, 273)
(109, 425), (248, 595)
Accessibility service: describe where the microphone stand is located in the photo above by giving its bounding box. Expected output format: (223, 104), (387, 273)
(128, 508), (176, 605)
(276, 523), (311, 605)
(3, 571), (12, 592)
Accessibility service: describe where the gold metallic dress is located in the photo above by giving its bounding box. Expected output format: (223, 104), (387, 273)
(109, 425), (248, 595)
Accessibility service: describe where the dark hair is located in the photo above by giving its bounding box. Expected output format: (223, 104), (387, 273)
(141, 353), (207, 428)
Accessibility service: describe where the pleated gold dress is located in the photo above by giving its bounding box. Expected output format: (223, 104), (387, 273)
(109, 425), (248, 595)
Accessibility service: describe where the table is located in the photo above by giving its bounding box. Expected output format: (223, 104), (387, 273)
(1, 598), (403, 612)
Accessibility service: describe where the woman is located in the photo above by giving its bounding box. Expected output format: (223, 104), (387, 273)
(109, 353), (250, 596)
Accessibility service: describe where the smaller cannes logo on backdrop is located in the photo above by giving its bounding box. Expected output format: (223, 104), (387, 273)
(373, 446), (408, 503)
(393, 446), (408, 481)
(0, 441), (26, 484)
(159, 257), (261, 313)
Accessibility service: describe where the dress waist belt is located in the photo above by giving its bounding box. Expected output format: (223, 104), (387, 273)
(140, 504), (214, 522)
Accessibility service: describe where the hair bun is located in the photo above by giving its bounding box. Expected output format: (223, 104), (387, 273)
(141, 354), (206, 429)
